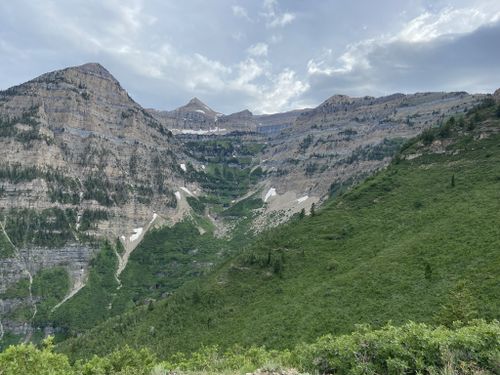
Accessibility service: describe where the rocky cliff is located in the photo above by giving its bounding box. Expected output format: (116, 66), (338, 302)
(0, 62), (490, 344)
(0, 63), (195, 341)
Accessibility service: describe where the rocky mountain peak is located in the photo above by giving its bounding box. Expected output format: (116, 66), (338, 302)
(228, 109), (253, 118)
(74, 62), (112, 76)
(187, 97), (205, 107)
(181, 97), (216, 115)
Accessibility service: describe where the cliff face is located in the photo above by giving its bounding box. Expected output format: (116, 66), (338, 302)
(256, 92), (484, 211)
(0, 63), (491, 343)
(0, 63), (195, 340)
(0, 62), (190, 240)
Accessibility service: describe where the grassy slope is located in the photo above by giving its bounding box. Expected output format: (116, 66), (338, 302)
(60, 105), (500, 359)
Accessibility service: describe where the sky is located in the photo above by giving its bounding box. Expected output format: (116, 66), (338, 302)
(0, 1), (499, 114)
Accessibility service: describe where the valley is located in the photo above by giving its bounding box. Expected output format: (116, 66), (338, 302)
(0, 63), (498, 373)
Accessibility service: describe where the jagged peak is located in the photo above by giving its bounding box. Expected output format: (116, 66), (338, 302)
(227, 109), (253, 118)
(178, 97), (217, 115)
(74, 62), (111, 75)
(187, 97), (206, 106)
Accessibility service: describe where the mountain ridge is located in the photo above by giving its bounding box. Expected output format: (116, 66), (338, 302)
(0, 62), (492, 346)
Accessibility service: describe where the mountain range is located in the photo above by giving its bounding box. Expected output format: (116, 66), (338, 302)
(0, 62), (494, 348)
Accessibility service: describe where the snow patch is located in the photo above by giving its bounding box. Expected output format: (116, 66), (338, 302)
(180, 163), (187, 172)
(175, 191), (181, 200)
(201, 165), (206, 170)
(297, 195), (309, 204)
(264, 188), (277, 202)
(195, 109), (205, 114)
(120, 235), (126, 241)
(130, 228), (143, 242)
(180, 187), (194, 196)
(172, 127), (227, 135)
(150, 213), (158, 224)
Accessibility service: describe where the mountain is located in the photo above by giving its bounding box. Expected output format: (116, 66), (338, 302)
(60, 99), (500, 359)
(0, 63), (193, 340)
(0, 62), (489, 347)
(148, 97), (223, 134)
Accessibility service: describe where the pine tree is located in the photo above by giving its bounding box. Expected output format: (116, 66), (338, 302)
(435, 281), (478, 327)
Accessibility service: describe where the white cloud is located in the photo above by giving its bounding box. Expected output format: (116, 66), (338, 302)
(307, 5), (500, 78)
(398, 7), (500, 43)
(259, 69), (309, 113)
(231, 5), (251, 21)
(262, 0), (296, 28)
(269, 12), (295, 28)
(247, 42), (269, 56)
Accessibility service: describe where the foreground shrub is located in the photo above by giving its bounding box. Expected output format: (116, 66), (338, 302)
(0, 321), (498, 374)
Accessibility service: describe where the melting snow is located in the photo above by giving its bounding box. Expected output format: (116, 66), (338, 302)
(175, 191), (181, 200)
(180, 163), (187, 172)
(130, 228), (143, 242)
(195, 109), (205, 114)
(150, 213), (158, 224)
(264, 188), (277, 202)
(297, 195), (309, 204)
(180, 187), (194, 196)
(201, 165), (206, 170)
(172, 127), (227, 135)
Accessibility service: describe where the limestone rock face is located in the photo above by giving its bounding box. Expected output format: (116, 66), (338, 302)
(0, 62), (488, 341)
(0, 62), (188, 240)
(0, 63), (193, 336)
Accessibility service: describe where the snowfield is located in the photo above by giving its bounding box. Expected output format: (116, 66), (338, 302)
(297, 195), (309, 204)
(130, 228), (143, 242)
(264, 188), (277, 202)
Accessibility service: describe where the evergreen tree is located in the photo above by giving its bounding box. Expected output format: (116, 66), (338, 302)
(435, 281), (478, 327)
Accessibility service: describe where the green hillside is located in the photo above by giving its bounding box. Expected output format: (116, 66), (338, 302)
(60, 101), (500, 360)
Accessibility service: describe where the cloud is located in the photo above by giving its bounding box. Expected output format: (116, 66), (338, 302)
(247, 42), (268, 56)
(1, 1), (500, 114)
(305, 4), (500, 100)
(262, 0), (296, 28)
(397, 6), (500, 43)
(268, 12), (295, 28)
(231, 5), (251, 21)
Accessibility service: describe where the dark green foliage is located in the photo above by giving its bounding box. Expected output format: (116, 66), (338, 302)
(310, 202), (316, 216)
(187, 163), (262, 201)
(496, 104), (500, 118)
(298, 134), (313, 152)
(219, 197), (263, 218)
(424, 261), (432, 281)
(0, 109), (50, 144)
(32, 267), (70, 324)
(50, 241), (118, 334)
(186, 196), (206, 215)
(434, 281), (479, 327)
(78, 209), (109, 232)
(60, 107), (500, 359)
(0, 277), (31, 299)
(2, 208), (76, 247)
(0, 229), (15, 258)
(421, 128), (435, 145)
(7, 322), (497, 374)
(304, 162), (318, 176)
(340, 138), (405, 165)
